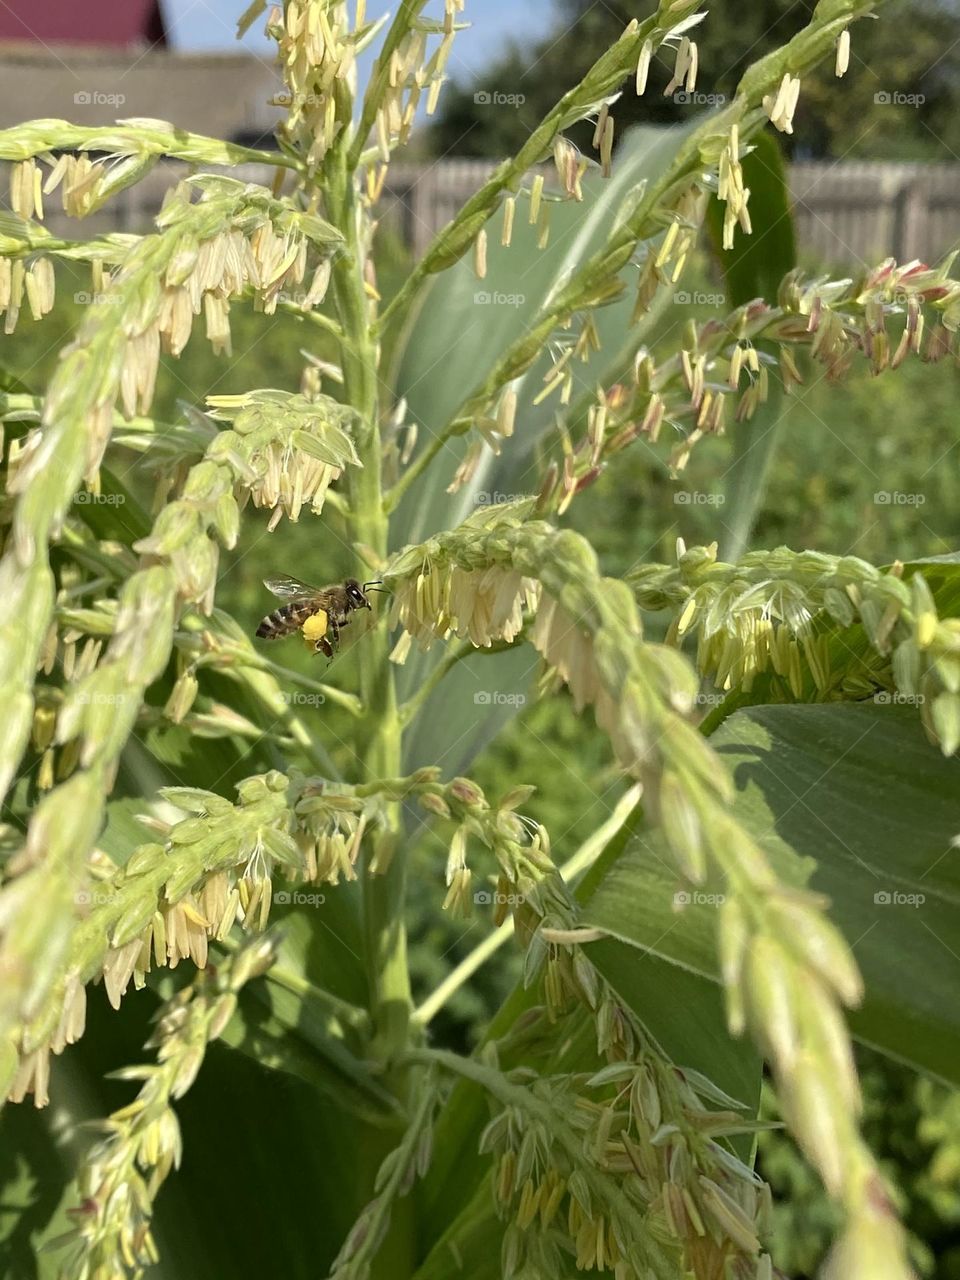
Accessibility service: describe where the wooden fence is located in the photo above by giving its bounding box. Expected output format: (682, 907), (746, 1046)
(11, 157), (960, 267)
(382, 159), (960, 266)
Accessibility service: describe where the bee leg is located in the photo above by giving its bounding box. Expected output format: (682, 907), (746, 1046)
(319, 619), (341, 667)
(315, 635), (334, 660)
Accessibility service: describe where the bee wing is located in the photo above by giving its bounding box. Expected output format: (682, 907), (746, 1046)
(262, 575), (322, 601)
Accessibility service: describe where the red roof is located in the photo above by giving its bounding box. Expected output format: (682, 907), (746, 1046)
(0, 0), (167, 47)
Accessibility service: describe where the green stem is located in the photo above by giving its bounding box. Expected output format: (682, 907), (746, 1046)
(278, 300), (348, 345)
(383, 419), (470, 515)
(217, 939), (370, 1035)
(325, 143), (412, 1068)
(245, 655), (364, 716)
(397, 637), (475, 725)
(397, 631), (529, 726)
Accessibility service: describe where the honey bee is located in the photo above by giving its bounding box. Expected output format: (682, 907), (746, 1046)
(255, 575), (385, 660)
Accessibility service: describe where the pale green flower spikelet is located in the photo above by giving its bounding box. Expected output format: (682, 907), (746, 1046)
(423, 1036), (779, 1280)
(528, 256), (960, 508)
(0, 193), (56, 330)
(0, 118), (294, 215)
(382, 503), (914, 1269)
(717, 123), (751, 250)
(0, 184), (347, 1053)
(426, 775), (555, 923)
(204, 389), (360, 527)
(5, 773), (294, 1106)
(763, 72), (802, 133)
(268, 0), (462, 180)
(377, 0), (711, 333)
(295, 789), (366, 885)
(2, 764), (553, 1105)
(0, 176), (342, 780)
(387, 0), (888, 490)
(52, 931), (279, 1280)
(270, 0), (356, 170)
(629, 542), (960, 754)
(387, 501), (541, 660)
(329, 1067), (441, 1280)
(0, 405), (356, 1048)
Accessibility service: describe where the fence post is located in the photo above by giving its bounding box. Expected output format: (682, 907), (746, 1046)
(895, 175), (928, 262)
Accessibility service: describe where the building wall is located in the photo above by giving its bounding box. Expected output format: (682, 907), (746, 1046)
(0, 46), (282, 145)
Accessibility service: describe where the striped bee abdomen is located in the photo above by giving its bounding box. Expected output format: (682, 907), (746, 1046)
(256, 601), (318, 640)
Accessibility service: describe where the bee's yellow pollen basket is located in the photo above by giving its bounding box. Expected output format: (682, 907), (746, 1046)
(301, 609), (329, 649)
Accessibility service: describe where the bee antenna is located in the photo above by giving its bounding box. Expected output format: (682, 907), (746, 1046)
(363, 580), (388, 593)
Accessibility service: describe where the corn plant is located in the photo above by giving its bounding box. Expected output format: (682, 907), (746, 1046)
(1, 2), (958, 1278)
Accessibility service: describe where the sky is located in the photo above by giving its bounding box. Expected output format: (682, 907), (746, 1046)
(163, 0), (555, 84)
